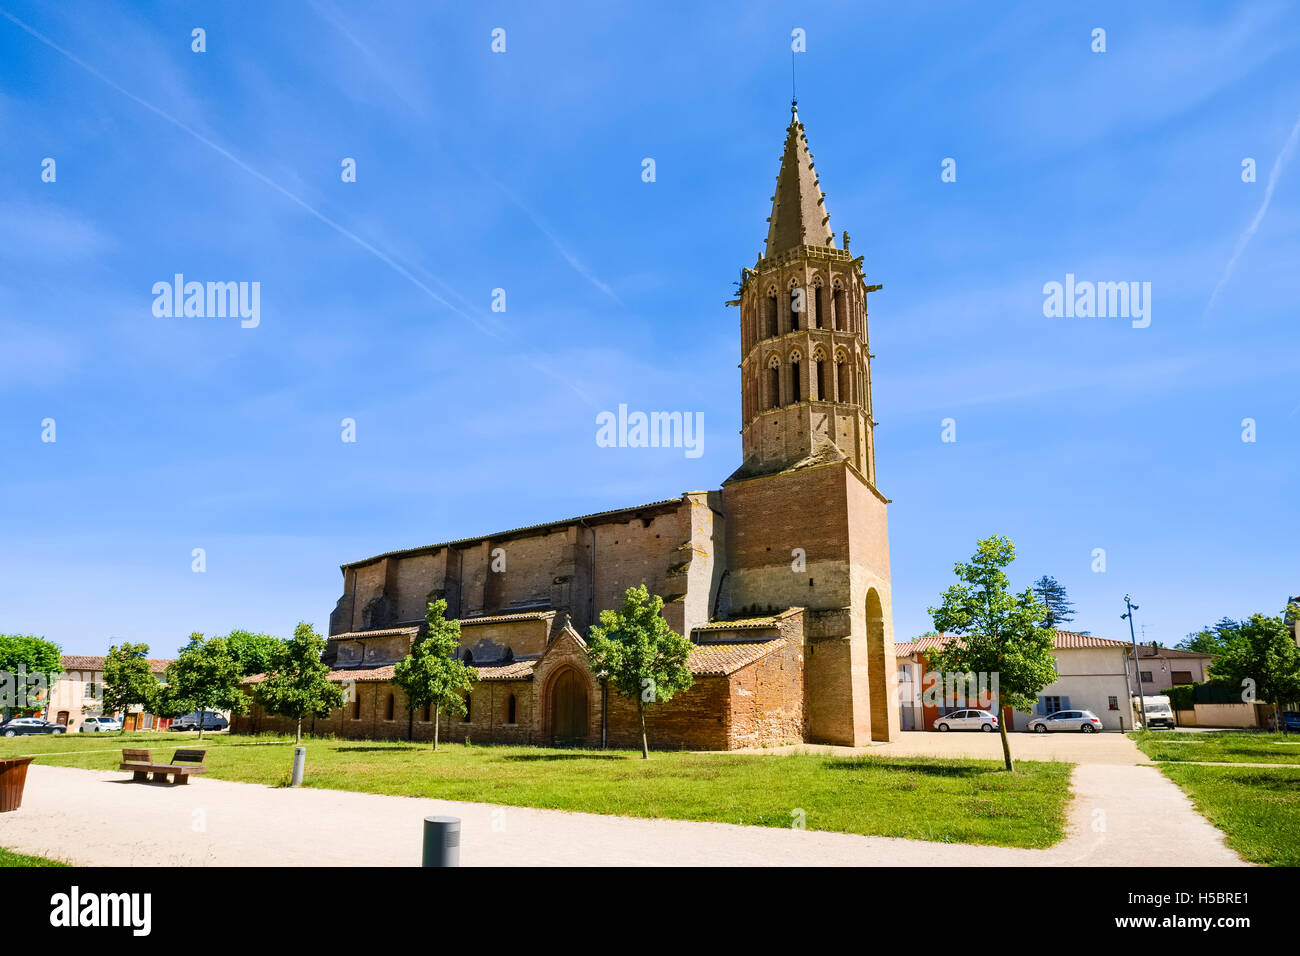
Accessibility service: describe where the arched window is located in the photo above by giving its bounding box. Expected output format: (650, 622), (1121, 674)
(385, 693), (395, 721)
(767, 355), (781, 409)
(766, 288), (779, 338)
(462, 693), (472, 723)
(813, 347), (827, 400)
(832, 282), (845, 331)
(813, 279), (824, 329)
(422, 703), (431, 722)
(789, 351), (802, 403)
(352, 692), (362, 720)
(836, 352), (851, 403)
(789, 283), (801, 331)
(507, 693), (517, 724)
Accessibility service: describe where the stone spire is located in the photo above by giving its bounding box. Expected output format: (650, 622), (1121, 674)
(764, 101), (835, 258)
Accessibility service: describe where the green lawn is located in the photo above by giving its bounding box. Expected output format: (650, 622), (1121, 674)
(0, 847), (66, 867)
(1130, 730), (1300, 764)
(0, 732), (1073, 848)
(1159, 763), (1300, 866)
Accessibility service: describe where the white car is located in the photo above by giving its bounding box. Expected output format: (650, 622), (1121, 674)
(1029, 709), (1103, 733)
(933, 709), (999, 732)
(79, 716), (123, 732)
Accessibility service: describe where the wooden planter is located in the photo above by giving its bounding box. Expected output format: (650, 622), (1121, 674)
(0, 757), (35, 812)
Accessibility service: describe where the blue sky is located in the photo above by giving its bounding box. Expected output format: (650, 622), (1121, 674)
(2, 1), (1297, 658)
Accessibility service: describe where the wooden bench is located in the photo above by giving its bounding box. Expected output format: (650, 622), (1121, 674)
(120, 748), (207, 785)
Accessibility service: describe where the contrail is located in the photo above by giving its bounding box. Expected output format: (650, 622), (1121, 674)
(1, 8), (597, 404)
(1205, 110), (1300, 317)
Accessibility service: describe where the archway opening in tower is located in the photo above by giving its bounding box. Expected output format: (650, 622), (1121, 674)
(866, 588), (891, 741)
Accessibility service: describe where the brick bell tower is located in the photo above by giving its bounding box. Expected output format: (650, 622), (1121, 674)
(730, 99), (880, 482)
(721, 100), (898, 746)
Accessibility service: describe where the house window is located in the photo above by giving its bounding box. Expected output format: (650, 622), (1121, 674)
(1108, 696), (1119, 711)
(385, 693), (395, 721)
(1171, 670), (1194, 685)
(1140, 671), (1153, 683)
(507, 694), (517, 725)
(1043, 696), (1062, 713)
(462, 693), (472, 723)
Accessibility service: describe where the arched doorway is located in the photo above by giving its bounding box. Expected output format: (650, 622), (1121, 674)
(866, 588), (891, 741)
(548, 668), (589, 746)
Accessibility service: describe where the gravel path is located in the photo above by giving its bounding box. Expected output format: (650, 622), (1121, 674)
(0, 760), (1245, 867)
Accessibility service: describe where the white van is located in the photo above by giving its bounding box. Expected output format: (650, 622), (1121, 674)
(1134, 695), (1175, 729)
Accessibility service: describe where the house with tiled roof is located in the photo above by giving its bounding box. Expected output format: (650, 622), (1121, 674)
(1127, 643), (1215, 697)
(46, 654), (174, 732)
(895, 631), (1134, 732)
(233, 103), (900, 751)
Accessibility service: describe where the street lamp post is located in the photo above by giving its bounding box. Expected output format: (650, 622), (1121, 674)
(1123, 594), (1148, 730)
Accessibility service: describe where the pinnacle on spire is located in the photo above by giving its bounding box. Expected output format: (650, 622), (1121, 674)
(764, 104), (834, 258)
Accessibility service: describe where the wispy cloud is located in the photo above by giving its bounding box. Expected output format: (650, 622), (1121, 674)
(0, 7), (596, 403)
(1205, 109), (1300, 317)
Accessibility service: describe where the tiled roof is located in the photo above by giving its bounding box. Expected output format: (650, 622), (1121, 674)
(342, 497), (686, 568)
(475, 659), (537, 681)
(895, 631), (1131, 657)
(693, 616), (778, 632)
(693, 608), (802, 632)
(1054, 631), (1132, 649)
(60, 654), (172, 674)
(1130, 645), (1216, 659)
(460, 612), (553, 626)
(689, 639), (786, 676)
(327, 627), (419, 642)
(245, 659), (537, 686)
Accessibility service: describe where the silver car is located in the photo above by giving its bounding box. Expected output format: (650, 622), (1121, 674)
(79, 716), (123, 732)
(933, 709), (999, 732)
(1029, 709), (1103, 733)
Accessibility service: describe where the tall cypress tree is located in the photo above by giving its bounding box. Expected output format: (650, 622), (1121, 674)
(1031, 575), (1076, 629)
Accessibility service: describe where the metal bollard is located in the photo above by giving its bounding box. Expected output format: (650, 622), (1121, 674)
(291, 747), (306, 787)
(422, 816), (461, 867)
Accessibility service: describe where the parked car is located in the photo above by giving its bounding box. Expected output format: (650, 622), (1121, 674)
(1029, 709), (1103, 733)
(170, 712), (229, 732)
(1280, 711), (1300, 732)
(933, 709), (999, 732)
(0, 717), (67, 737)
(79, 716), (123, 733)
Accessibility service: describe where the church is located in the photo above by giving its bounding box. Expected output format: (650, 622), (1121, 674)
(234, 102), (900, 749)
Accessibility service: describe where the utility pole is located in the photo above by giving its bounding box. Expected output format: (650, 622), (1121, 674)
(1123, 595), (1148, 730)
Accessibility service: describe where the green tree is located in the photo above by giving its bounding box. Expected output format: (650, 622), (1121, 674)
(927, 536), (1059, 772)
(1207, 604), (1300, 735)
(0, 634), (63, 718)
(223, 630), (283, 677)
(101, 643), (160, 732)
(254, 622), (342, 744)
(1179, 617), (1240, 654)
(587, 584), (695, 759)
(1030, 575), (1076, 629)
(164, 633), (248, 740)
(392, 600), (477, 752)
